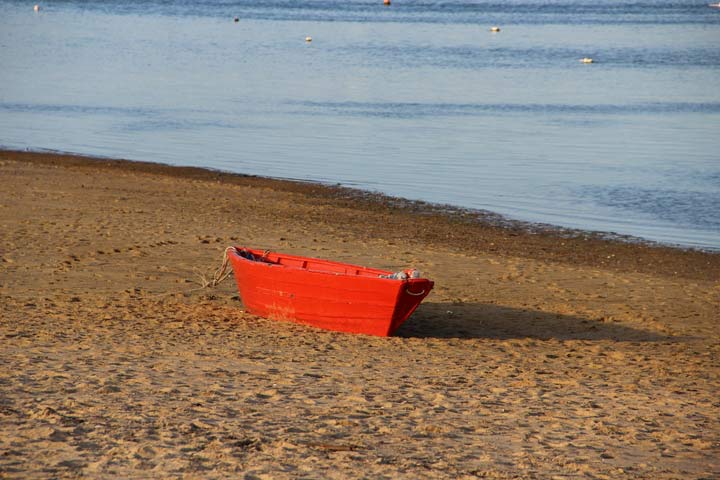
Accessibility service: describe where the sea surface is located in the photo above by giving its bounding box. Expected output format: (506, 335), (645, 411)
(1, 0), (719, 249)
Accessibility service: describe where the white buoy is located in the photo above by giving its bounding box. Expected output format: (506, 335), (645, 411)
(490, 26), (501, 32)
(34, 4), (40, 11)
(305, 36), (312, 42)
(580, 57), (594, 64)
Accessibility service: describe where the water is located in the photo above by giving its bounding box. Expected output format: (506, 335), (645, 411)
(1, 0), (719, 250)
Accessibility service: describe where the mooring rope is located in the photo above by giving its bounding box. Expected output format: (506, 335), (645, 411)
(208, 246), (236, 287)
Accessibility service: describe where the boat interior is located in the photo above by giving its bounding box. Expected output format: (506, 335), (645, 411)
(235, 248), (390, 278)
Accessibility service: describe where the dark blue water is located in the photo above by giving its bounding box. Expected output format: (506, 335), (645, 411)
(1, 0), (719, 249)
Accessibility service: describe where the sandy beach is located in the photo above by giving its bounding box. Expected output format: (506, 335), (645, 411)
(1, 150), (718, 479)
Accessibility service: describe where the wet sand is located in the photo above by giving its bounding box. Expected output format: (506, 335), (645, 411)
(1, 150), (718, 479)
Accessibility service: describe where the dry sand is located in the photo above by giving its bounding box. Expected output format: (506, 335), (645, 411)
(1, 150), (718, 479)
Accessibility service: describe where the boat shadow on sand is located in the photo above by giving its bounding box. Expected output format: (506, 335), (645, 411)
(397, 302), (671, 341)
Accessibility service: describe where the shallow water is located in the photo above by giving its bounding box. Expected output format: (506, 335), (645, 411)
(1, 0), (719, 249)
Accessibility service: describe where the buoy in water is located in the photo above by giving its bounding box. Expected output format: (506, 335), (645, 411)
(305, 36), (312, 42)
(234, 17), (239, 22)
(34, 4), (40, 11)
(490, 26), (501, 32)
(384, 0), (391, 5)
(580, 57), (594, 64)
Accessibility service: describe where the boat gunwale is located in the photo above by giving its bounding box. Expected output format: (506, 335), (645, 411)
(229, 247), (429, 283)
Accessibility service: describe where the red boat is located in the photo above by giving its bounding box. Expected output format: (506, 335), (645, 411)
(227, 247), (434, 336)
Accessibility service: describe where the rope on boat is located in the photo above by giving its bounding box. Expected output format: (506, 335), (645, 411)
(197, 247), (268, 290)
(149, 246), (236, 297)
(191, 246), (236, 289)
(207, 246), (236, 287)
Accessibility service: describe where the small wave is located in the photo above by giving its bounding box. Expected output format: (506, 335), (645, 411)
(288, 100), (720, 119)
(328, 44), (720, 70)
(580, 185), (720, 230)
(0, 102), (158, 117)
(33, 0), (720, 25)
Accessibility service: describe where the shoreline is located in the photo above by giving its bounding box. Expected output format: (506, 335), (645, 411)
(3, 148), (718, 282)
(1, 148), (718, 478)
(10, 147), (717, 252)
(7, 147), (719, 254)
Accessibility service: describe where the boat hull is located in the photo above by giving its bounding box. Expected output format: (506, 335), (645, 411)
(228, 248), (433, 336)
